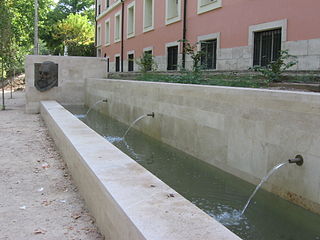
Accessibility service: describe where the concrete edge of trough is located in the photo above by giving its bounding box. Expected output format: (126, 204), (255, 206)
(40, 100), (242, 240)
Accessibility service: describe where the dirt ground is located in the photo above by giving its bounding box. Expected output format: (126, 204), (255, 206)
(0, 90), (104, 240)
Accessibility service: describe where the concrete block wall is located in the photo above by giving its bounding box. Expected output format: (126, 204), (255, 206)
(25, 55), (107, 113)
(86, 78), (320, 214)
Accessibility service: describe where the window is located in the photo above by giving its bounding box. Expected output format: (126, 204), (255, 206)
(144, 50), (153, 71)
(105, 19), (110, 45)
(97, 25), (101, 46)
(253, 29), (281, 66)
(106, 0), (110, 9)
(97, 0), (101, 15)
(114, 11), (121, 42)
(167, 46), (178, 70)
(201, 39), (217, 69)
(166, 0), (181, 25)
(197, 0), (222, 14)
(128, 53), (134, 72)
(115, 56), (120, 72)
(107, 58), (110, 72)
(127, 2), (135, 38)
(97, 49), (102, 57)
(143, 0), (154, 32)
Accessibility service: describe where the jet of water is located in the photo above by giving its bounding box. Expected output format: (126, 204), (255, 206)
(122, 113), (154, 139)
(241, 161), (289, 215)
(84, 99), (108, 118)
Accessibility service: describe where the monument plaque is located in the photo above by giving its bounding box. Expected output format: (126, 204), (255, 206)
(34, 61), (58, 92)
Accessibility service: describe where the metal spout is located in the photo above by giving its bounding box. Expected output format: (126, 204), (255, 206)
(288, 155), (303, 166)
(147, 112), (155, 118)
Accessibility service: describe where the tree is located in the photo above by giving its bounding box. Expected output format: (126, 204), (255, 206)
(41, 0), (94, 54)
(0, 0), (14, 110)
(52, 13), (95, 56)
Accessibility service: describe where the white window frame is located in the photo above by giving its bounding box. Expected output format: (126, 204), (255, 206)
(105, 18), (111, 46)
(248, 19), (287, 66)
(96, 0), (121, 21)
(143, 46), (153, 55)
(197, 33), (220, 70)
(165, 41), (180, 70)
(165, 0), (181, 25)
(197, 0), (222, 15)
(114, 53), (121, 72)
(143, 0), (154, 33)
(105, 0), (110, 9)
(97, 0), (102, 16)
(97, 24), (102, 47)
(114, 11), (122, 43)
(197, 32), (220, 52)
(127, 50), (135, 72)
(127, 1), (135, 39)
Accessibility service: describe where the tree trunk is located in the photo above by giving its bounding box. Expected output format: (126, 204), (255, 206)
(1, 58), (5, 110)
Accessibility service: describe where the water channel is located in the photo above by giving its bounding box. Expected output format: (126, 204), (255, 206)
(66, 105), (320, 240)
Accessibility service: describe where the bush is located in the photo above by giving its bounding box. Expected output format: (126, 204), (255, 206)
(136, 52), (157, 73)
(251, 50), (297, 82)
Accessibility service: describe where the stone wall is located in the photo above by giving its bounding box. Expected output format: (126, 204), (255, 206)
(86, 78), (320, 214)
(25, 55), (107, 113)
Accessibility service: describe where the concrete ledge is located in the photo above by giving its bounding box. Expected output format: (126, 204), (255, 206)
(40, 100), (241, 240)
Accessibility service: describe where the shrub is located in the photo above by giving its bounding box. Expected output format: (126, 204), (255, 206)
(136, 52), (157, 73)
(251, 50), (298, 82)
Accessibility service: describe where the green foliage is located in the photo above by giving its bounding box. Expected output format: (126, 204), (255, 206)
(54, 13), (94, 46)
(67, 42), (95, 56)
(134, 72), (268, 88)
(41, 0), (94, 54)
(178, 39), (203, 72)
(136, 52), (158, 73)
(177, 39), (205, 84)
(251, 50), (298, 82)
(51, 13), (94, 56)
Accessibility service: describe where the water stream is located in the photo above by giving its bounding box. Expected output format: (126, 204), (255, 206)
(65, 105), (320, 240)
(122, 114), (148, 139)
(76, 99), (107, 119)
(241, 161), (289, 215)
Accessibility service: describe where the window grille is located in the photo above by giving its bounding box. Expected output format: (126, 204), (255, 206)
(116, 56), (120, 72)
(253, 28), (281, 66)
(167, 46), (178, 70)
(200, 39), (217, 69)
(128, 54), (134, 72)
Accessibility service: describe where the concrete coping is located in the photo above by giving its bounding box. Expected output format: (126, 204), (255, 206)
(40, 100), (241, 240)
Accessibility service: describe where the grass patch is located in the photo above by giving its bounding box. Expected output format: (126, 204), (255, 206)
(134, 73), (268, 88)
(108, 72), (320, 89)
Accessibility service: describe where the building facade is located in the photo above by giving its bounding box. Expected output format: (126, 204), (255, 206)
(96, 0), (320, 72)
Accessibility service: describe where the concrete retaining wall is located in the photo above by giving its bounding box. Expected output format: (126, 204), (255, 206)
(40, 100), (240, 240)
(25, 55), (106, 113)
(85, 78), (320, 214)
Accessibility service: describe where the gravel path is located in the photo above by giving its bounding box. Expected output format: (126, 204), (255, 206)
(0, 91), (104, 240)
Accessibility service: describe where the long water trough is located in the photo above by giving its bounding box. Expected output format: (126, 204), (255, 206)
(65, 104), (320, 240)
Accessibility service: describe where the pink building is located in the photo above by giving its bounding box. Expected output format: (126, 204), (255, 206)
(95, 0), (320, 72)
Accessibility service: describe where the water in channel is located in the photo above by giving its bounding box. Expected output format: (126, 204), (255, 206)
(65, 105), (320, 240)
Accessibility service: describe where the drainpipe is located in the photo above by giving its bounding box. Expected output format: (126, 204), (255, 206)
(121, 0), (124, 72)
(182, 0), (187, 69)
(95, 0), (98, 56)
